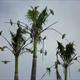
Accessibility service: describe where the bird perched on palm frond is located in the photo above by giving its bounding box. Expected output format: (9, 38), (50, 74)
(43, 36), (46, 40)
(10, 19), (13, 26)
(35, 6), (39, 10)
(17, 20), (20, 27)
(44, 50), (47, 56)
(62, 34), (66, 39)
(0, 31), (2, 36)
(46, 67), (51, 75)
(1, 60), (11, 64)
(50, 9), (54, 15)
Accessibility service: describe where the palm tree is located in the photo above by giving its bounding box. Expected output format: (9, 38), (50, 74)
(11, 26), (26, 80)
(26, 6), (54, 80)
(0, 22), (31, 80)
(57, 41), (76, 80)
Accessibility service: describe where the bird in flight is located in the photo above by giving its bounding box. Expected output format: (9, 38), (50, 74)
(1, 60), (11, 64)
(0, 46), (7, 51)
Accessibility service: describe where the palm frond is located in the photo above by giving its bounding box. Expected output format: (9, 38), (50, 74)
(27, 6), (39, 23)
(66, 42), (75, 55)
(57, 41), (64, 54)
(10, 26), (26, 56)
(36, 7), (49, 28)
(57, 41), (75, 64)
(10, 31), (15, 39)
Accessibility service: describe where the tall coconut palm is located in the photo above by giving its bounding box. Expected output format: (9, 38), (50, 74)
(57, 41), (76, 80)
(0, 23), (31, 80)
(26, 6), (54, 80)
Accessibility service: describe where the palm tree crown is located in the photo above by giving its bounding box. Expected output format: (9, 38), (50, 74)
(10, 26), (26, 56)
(57, 41), (75, 65)
(27, 6), (53, 42)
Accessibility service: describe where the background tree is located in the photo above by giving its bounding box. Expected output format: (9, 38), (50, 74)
(57, 41), (77, 80)
(0, 21), (31, 80)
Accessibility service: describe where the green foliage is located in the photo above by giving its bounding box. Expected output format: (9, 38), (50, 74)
(66, 42), (75, 55)
(10, 27), (26, 56)
(26, 6), (54, 80)
(27, 6), (50, 27)
(57, 41), (75, 64)
(27, 6), (39, 23)
(36, 7), (49, 29)
(57, 41), (64, 60)
(26, 6), (54, 43)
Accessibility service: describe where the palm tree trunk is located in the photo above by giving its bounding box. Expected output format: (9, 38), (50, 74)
(31, 37), (37, 80)
(14, 56), (19, 80)
(64, 65), (68, 80)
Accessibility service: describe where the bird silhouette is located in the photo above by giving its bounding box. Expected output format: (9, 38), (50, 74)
(46, 67), (51, 75)
(35, 6), (39, 10)
(1, 60), (11, 64)
(0, 31), (2, 35)
(10, 19), (13, 26)
(0, 46), (7, 51)
(44, 50), (47, 56)
(17, 20), (20, 27)
(43, 36), (46, 40)
(62, 34), (66, 39)
(50, 9), (54, 15)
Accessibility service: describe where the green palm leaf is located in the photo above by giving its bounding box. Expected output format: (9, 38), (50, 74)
(10, 27), (26, 56)
(36, 7), (49, 29)
(27, 6), (39, 23)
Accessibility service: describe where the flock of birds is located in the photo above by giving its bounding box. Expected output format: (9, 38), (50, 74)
(0, 19), (80, 77)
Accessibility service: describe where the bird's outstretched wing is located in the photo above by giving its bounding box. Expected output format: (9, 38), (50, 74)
(1, 60), (11, 64)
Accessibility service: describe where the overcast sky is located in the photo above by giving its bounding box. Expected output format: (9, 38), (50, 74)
(0, 0), (80, 80)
